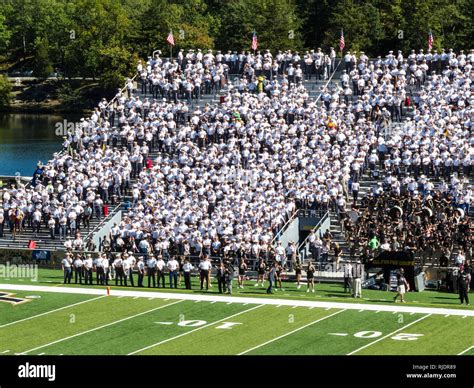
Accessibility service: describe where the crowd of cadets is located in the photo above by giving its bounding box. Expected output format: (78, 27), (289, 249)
(4, 47), (473, 294)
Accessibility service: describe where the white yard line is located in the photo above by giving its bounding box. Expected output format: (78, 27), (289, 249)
(128, 304), (264, 355)
(458, 345), (474, 355)
(0, 296), (106, 329)
(238, 310), (346, 355)
(347, 314), (432, 355)
(0, 350), (10, 354)
(19, 300), (183, 355)
(1, 284), (473, 317)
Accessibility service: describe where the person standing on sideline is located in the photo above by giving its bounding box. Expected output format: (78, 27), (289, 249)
(352, 259), (363, 298)
(94, 254), (104, 285)
(393, 268), (409, 303)
(275, 261), (284, 291)
(255, 258), (266, 287)
(137, 257), (145, 287)
(147, 255), (157, 288)
(167, 257), (179, 288)
(237, 258), (247, 289)
(294, 257), (302, 289)
(127, 252), (136, 287)
(62, 253), (73, 284)
(182, 259), (193, 290)
(73, 254), (83, 284)
(224, 260), (234, 294)
(156, 256), (166, 288)
(216, 261), (226, 294)
(267, 261), (277, 294)
(102, 253), (110, 286)
(343, 261), (353, 294)
(83, 254), (93, 285)
(458, 268), (471, 305)
(199, 256), (211, 290)
(306, 261), (316, 293)
(113, 254), (124, 286)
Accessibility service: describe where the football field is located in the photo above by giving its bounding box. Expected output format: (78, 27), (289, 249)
(0, 285), (473, 356)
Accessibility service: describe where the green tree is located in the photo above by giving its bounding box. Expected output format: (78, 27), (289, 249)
(0, 11), (11, 52)
(0, 74), (12, 107)
(216, 0), (302, 51)
(33, 38), (54, 78)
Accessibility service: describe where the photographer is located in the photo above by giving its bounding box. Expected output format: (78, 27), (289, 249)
(458, 268), (471, 305)
(224, 259), (234, 294)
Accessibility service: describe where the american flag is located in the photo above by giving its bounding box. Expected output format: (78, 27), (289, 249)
(251, 31), (258, 51)
(339, 29), (345, 52)
(166, 30), (175, 46)
(428, 30), (433, 50)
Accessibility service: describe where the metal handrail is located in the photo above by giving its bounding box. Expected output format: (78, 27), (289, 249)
(269, 207), (299, 247)
(84, 203), (123, 242)
(297, 211), (329, 252)
(314, 59), (342, 104)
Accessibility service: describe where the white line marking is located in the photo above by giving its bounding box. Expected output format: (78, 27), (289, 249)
(155, 322), (173, 325)
(118, 296), (124, 299)
(325, 308), (331, 311)
(328, 333), (348, 336)
(133, 296), (139, 300)
(37, 353), (45, 355)
(375, 311), (381, 314)
(458, 345), (474, 355)
(276, 305), (282, 308)
(347, 314), (432, 355)
(358, 309), (364, 312)
(20, 300), (183, 355)
(0, 284), (472, 316)
(444, 314), (450, 317)
(128, 304), (264, 355)
(1, 350), (10, 354)
(148, 297), (154, 300)
(292, 305), (298, 309)
(210, 301), (217, 304)
(410, 312), (415, 315)
(194, 300), (201, 303)
(238, 310), (346, 355)
(0, 296), (106, 329)
(226, 302), (233, 305)
(243, 303), (249, 306)
(463, 316), (467, 319)
(309, 307), (315, 310)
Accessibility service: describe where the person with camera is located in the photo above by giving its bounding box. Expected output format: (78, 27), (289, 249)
(266, 261), (277, 294)
(224, 259), (234, 294)
(393, 268), (409, 303)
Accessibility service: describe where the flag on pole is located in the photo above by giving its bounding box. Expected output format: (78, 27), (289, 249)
(166, 30), (175, 46)
(251, 30), (258, 51)
(339, 29), (345, 52)
(428, 30), (433, 51)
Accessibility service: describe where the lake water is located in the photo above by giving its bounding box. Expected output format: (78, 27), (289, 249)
(0, 113), (82, 176)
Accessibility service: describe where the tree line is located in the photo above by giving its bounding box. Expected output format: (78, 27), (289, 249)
(0, 0), (472, 90)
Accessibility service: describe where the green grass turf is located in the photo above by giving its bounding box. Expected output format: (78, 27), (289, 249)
(135, 305), (342, 355)
(1, 268), (471, 311)
(0, 291), (96, 326)
(0, 291), (472, 355)
(25, 301), (253, 355)
(0, 296), (175, 354)
(355, 315), (474, 355)
(248, 309), (427, 355)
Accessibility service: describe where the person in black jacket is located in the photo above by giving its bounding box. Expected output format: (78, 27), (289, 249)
(458, 268), (471, 305)
(267, 262), (277, 294)
(216, 261), (226, 294)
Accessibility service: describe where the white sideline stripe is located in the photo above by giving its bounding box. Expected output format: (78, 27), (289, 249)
(347, 314), (432, 355)
(0, 284), (473, 317)
(458, 345), (474, 355)
(1, 350), (10, 354)
(0, 296), (106, 329)
(238, 310), (346, 355)
(128, 304), (264, 355)
(19, 300), (183, 355)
